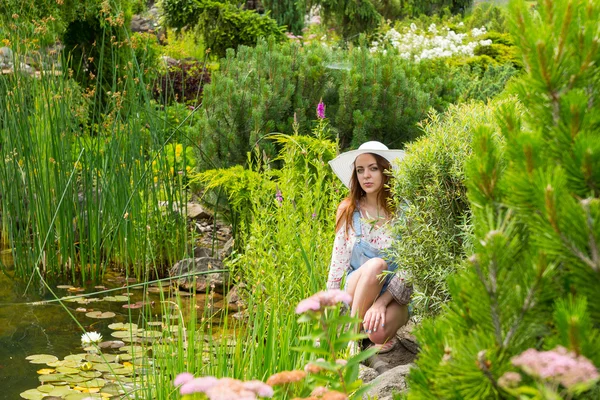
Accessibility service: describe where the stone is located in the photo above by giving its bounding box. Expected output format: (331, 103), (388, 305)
(220, 237), (234, 259)
(359, 364), (378, 383)
(186, 203), (213, 221)
(363, 364), (413, 400)
(169, 257), (230, 294)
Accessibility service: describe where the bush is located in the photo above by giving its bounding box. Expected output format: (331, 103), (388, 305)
(195, 38), (513, 169)
(154, 59), (211, 106)
(389, 97), (520, 318)
(406, 0), (600, 398)
(193, 122), (342, 303)
(162, 0), (286, 58)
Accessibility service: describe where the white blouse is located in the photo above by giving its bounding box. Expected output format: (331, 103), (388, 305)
(326, 214), (394, 290)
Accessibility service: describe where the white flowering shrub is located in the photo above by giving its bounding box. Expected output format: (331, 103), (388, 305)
(370, 23), (493, 62)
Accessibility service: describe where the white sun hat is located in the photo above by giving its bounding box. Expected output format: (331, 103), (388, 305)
(328, 141), (405, 189)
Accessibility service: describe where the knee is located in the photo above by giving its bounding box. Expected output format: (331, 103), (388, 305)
(368, 328), (392, 345)
(364, 257), (388, 276)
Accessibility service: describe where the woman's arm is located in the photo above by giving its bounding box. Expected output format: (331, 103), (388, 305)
(326, 200), (353, 290)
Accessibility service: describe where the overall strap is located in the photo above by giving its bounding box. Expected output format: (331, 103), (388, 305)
(352, 210), (362, 238)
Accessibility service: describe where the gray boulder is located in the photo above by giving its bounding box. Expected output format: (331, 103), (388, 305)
(363, 364), (413, 400)
(169, 257), (230, 294)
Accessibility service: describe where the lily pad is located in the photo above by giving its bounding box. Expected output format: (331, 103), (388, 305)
(37, 385), (55, 393)
(108, 323), (138, 331)
(19, 389), (45, 400)
(85, 311), (116, 319)
(79, 371), (102, 378)
(99, 340), (125, 349)
(36, 368), (56, 375)
(26, 354), (59, 364)
(38, 374), (66, 383)
(64, 393), (102, 400)
(137, 330), (162, 339)
(56, 285), (74, 289)
(56, 366), (80, 374)
(86, 354), (117, 363)
(77, 378), (106, 388)
(92, 363), (122, 372)
(111, 331), (136, 339)
(65, 354), (87, 362)
(146, 321), (163, 327)
(48, 386), (75, 396)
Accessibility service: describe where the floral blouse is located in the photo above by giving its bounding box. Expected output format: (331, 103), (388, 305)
(326, 212), (412, 305)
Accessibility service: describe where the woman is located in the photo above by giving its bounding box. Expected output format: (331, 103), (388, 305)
(327, 141), (412, 353)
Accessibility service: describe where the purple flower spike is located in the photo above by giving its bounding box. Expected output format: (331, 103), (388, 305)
(317, 101), (325, 119)
(275, 190), (283, 204)
(180, 377), (219, 395)
(174, 372), (194, 386)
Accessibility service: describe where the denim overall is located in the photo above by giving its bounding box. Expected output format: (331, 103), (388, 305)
(346, 210), (398, 295)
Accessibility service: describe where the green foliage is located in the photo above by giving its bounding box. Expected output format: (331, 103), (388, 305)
(196, 38), (514, 168)
(162, 0), (286, 58)
(407, 0), (600, 398)
(261, 0), (305, 35)
(464, 2), (509, 32)
(193, 121), (342, 303)
(389, 98), (519, 318)
(316, 0), (382, 40)
(130, 31), (162, 81)
(296, 301), (377, 398)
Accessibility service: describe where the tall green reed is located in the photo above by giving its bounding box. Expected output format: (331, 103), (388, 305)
(0, 16), (197, 286)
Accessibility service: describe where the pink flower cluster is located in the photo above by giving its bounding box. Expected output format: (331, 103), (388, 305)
(511, 346), (599, 388)
(295, 289), (352, 314)
(174, 373), (274, 399)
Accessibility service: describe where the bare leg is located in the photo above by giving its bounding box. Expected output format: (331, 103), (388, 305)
(367, 302), (409, 345)
(345, 257), (388, 320)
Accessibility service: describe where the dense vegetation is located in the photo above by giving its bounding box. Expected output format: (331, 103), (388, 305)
(1, 0), (599, 399)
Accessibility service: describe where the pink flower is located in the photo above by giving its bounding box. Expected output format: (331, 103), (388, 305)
(511, 346), (599, 388)
(295, 297), (321, 313)
(498, 371), (522, 388)
(180, 376), (219, 395)
(174, 372), (194, 386)
(243, 380), (274, 397)
(295, 290), (352, 314)
(317, 101), (325, 119)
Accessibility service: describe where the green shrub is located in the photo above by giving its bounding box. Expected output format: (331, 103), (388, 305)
(389, 97), (520, 318)
(162, 0), (286, 58)
(195, 38), (516, 168)
(193, 122), (342, 303)
(407, 0), (600, 397)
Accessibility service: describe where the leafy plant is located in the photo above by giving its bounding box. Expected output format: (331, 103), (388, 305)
(162, 0), (287, 58)
(406, 0), (600, 398)
(154, 59), (211, 106)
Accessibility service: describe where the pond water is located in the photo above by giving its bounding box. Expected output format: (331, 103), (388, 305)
(0, 250), (229, 399)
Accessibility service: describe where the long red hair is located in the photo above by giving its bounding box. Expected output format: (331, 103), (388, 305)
(335, 153), (394, 235)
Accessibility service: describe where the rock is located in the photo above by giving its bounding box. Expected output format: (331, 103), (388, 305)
(169, 257), (230, 294)
(187, 203), (213, 221)
(359, 364), (378, 383)
(220, 237), (234, 259)
(0, 47), (13, 68)
(363, 364), (413, 400)
(193, 247), (214, 258)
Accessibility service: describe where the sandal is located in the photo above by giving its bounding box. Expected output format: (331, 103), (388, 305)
(368, 336), (398, 354)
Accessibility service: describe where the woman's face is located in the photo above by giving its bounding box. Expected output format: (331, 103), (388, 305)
(354, 153), (384, 195)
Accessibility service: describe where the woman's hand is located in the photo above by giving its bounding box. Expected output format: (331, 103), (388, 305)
(363, 301), (386, 334)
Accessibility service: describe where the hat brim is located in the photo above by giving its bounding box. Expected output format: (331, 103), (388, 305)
(328, 149), (406, 189)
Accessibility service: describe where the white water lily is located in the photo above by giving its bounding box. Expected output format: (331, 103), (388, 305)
(81, 331), (103, 345)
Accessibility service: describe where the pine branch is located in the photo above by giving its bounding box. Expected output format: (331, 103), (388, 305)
(471, 254), (503, 347)
(502, 261), (544, 348)
(581, 199), (600, 273)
